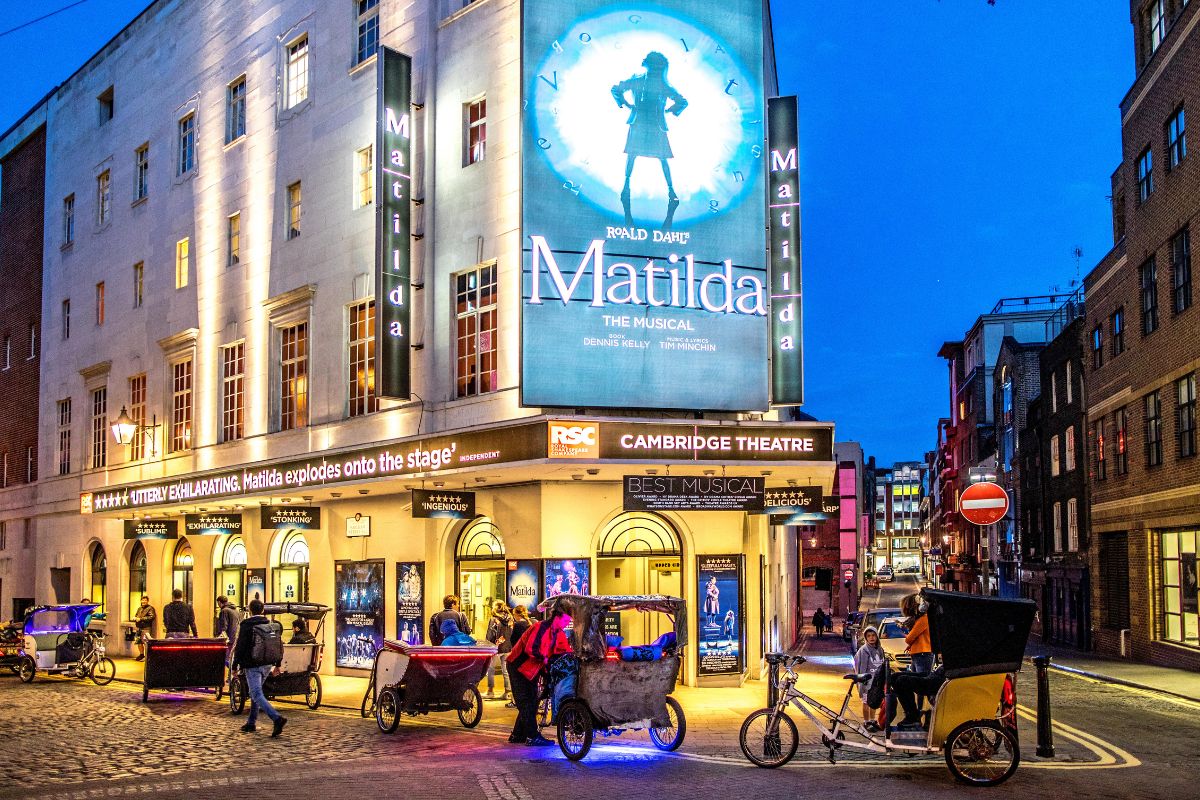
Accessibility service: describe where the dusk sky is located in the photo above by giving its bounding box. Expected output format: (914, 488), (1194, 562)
(0, 1), (1130, 465)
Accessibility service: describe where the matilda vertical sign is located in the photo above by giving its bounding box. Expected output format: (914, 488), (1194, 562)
(767, 96), (803, 405)
(377, 47), (413, 398)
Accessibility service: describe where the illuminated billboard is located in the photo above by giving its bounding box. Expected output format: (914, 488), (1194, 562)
(521, 0), (768, 411)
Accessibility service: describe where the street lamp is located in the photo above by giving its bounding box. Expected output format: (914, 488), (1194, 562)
(110, 406), (160, 456)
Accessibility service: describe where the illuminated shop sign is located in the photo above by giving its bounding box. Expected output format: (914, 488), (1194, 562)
(550, 420), (834, 462)
(261, 506), (320, 530)
(184, 513), (242, 536)
(411, 489), (476, 519)
(122, 519), (179, 540)
(376, 46), (413, 399)
(624, 475), (764, 512)
(767, 95), (804, 405)
(521, 0), (769, 411)
(756, 486), (822, 515)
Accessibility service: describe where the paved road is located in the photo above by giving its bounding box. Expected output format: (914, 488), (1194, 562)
(0, 576), (1193, 800)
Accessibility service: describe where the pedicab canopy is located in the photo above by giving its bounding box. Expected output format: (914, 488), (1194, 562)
(23, 604), (101, 636)
(261, 602), (331, 620)
(923, 589), (1036, 679)
(538, 594), (688, 662)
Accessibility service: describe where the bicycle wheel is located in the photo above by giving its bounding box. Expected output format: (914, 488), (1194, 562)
(458, 686), (483, 728)
(739, 708), (799, 768)
(90, 657), (116, 686)
(649, 696), (686, 751)
(944, 720), (1020, 787)
(306, 673), (323, 710)
(556, 700), (593, 761)
(17, 656), (35, 683)
(376, 687), (401, 734)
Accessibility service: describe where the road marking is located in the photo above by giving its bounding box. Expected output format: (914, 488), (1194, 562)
(1046, 663), (1200, 710)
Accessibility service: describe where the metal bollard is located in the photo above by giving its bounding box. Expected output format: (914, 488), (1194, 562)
(1032, 655), (1055, 757)
(767, 656), (780, 708)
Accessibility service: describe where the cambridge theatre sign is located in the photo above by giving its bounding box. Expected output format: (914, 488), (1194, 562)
(81, 420), (833, 514)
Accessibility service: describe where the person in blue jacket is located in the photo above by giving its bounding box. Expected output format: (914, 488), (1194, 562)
(439, 618), (477, 647)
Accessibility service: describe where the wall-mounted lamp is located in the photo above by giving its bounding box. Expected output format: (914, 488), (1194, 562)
(110, 406), (161, 456)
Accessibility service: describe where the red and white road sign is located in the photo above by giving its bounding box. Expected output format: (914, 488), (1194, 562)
(843, 568), (854, 581)
(959, 481), (1010, 526)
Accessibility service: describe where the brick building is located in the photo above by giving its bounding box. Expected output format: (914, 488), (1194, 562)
(1084, 0), (1200, 669)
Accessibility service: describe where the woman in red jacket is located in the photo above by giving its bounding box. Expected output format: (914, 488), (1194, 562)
(506, 613), (571, 746)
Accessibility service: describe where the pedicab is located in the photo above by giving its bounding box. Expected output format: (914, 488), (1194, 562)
(1, 620), (35, 681)
(20, 604), (116, 685)
(739, 589), (1037, 787)
(367, 638), (496, 733)
(229, 602), (331, 712)
(142, 636), (229, 701)
(536, 594), (688, 761)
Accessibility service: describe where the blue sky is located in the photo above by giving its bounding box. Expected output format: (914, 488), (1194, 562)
(0, 1), (1130, 465)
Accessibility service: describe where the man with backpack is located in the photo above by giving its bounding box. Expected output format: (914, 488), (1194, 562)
(232, 598), (287, 737)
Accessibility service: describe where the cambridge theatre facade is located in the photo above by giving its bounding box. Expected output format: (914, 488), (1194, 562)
(1, 0), (830, 686)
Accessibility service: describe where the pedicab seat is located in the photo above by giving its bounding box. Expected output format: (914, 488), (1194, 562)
(280, 643), (318, 674)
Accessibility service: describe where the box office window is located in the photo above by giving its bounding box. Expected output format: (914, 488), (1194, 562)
(1160, 529), (1199, 648)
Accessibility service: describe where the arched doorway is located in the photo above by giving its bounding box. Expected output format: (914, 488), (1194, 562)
(455, 517), (504, 635)
(88, 542), (107, 615)
(172, 539), (194, 605)
(595, 512), (683, 646)
(214, 535), (248, 609)
(128, 541), (148, 620)
(273, 530), (309, 602)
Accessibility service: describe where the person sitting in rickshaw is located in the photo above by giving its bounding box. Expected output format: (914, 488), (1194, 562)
(289, 620), (316, 645)
(892, 665), (947, 731)
(438, 618), (477, 647)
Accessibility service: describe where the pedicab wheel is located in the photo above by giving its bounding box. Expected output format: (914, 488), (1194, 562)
(738, 708), (799, 768)
(944, 719), (1020, 787)
(306, 673), (323, 710)
(17, 656), (35, 683)
(376, 687), (401, 734)
(556, 700), (594, 761)
(649, 696), (686, 751)
(457, 686), (483, 728)
(90, 657), (116, 686)
(228, 675), (247, 714)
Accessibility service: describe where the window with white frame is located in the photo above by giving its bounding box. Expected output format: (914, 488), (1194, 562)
(1050, 434), (1060, 477)
(355, 0), (379, 65)
(24, 446), (32, 482)
(226, 77), (247, 143)
(170, 358), (193, 452)
(454, 263), (498, 398)
(349, 300), (377, 416)
(61, 299), (70, 340)
(97, 86), (114, 124)
(1138, 146), (1154, 202)
(1052, 501), (1063, 552)
(280, 323), (308, 431)
(227, 213), (241, 266)
(1179, 373), (1197, 458)
(286, 36), (310, 108)
(176, 237), (190, 289)
(129, 374), (147, 460)
(465, 98), (486, 165)
(96, 170), (111, 225)
(89, 387), (107, 469)
(221, 342), (245, 443)
(1065, 425), (1076, 472)
(1066, 361), (1074, 404)
(287, 182), (302, 239)
(133, 262), (144, 308)
(63, 194), (75, 245)
(1067, 498), (1079, 551)
(1166, 106), (1186, 170)
(135, 144), (149, 201)
(356, 146), (373, 208)
(1146, 389), (1163, 467)
(178, 114), (195, 175)
(1147, 0), (1166, 57)
(57, 399), (71, 475)
(28, 322), (36, 359)
(95, 282), (105, 326)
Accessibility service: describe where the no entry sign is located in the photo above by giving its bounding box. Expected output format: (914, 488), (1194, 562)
(959, 482), (1009, 526)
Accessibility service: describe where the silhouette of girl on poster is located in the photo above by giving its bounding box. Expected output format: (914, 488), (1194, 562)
(611, 52), (688, 228)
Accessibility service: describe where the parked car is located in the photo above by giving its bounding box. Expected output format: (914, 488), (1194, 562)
(876, 565), (895, 582)
(898, 565), (921, 575)
(855, 607), (902, 649)
(876, 617), (912, 669)
(841, 611), (864, 642)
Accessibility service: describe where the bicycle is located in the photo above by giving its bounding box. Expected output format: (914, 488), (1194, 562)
(65, 631), (116, 686)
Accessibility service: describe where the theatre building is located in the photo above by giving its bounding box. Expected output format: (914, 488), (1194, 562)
(7, 0), (833, 687)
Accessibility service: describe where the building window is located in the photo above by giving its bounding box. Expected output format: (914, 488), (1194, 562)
(56, 399), (71, 475)
(1141, 257), (1159, 334)
(1147, 0), (1167, 57)
(28, 323), (36, 359)
(221, 342), (245, 443)
(1091, 325), (1104, 369)
(128, 374), (147, 460)
(89, 387), (107, 469)
(133, 262), (144, 308)
(356, 0), (379, 65)
(61, 299), (70, 340)
(1159, 529), (1198, 647)
(227, 213), (241, 266)
(1050, 435), (1060, 477)
(465, 98), (487, 166)
(170, 358), (193, 452)
(24, 447), (33, 483)
(1066, 361), (1074, 404)
(287, 181), (302, 239)
(1137, 146), (1154, 202)
(1094, 419), (1107, 480)
(176, 237), (190, 289)
(280, 323), (308, 431)
(1179, 374), (1197, 458)
(98, 86), (114, 123)
(356, 146), (373, 208)
(226, 77), (246, 143)
(2, 336), (8, 370)
(1065, 426), (1076, 472)
(286, 36), (310, 109)
(454, 264), (498, 398)
(349, 300), (378, 417)
(134, 144), (149, 201)
(1166, 106), (1186, 170)
(1067, 498), (1079, 551)
(96, 170), (111, 225)
(1112, 307), (1125, 355)
(1172, 228), (1192, 313)
(177, 114), (195, 175)
(62, 195), (75, 245)
(1051, 371), (1058, 413)
(95, 282), (105, 326)
(1115, 407), (1129, 475)
(1146, 390), (1163, 467)
(0, 453), (6, 487)
(1052, 501), (1062, 552)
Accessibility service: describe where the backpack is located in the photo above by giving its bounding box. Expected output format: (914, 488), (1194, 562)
(249, 620), (284, 666)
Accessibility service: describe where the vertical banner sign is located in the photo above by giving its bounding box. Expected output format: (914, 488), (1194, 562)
(697, 554), (745, 676)
(335, 560), (386, 669)
(376, 47), (413, 398)
(506, 559), (541, 613)
(520, 0), (769, 411)
(246, 569), (266, 604)
(767, 96), (804, 405)
(396, 561), (426, 645)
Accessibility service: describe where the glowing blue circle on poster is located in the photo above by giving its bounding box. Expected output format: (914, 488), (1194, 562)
(530, 7), (762, 228)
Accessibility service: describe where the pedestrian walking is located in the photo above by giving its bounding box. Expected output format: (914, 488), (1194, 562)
(812, 608), (826, 638)
(485, 601), (514, 699)
(232, 598), (287, 737)
(213, 595), (241, 665)
(162, 589), (197, 638)
(133, 595), (156, 661)
(428, 594), (471, 645)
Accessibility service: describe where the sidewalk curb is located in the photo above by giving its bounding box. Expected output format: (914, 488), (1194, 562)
(1039, 660), (1200, 704)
